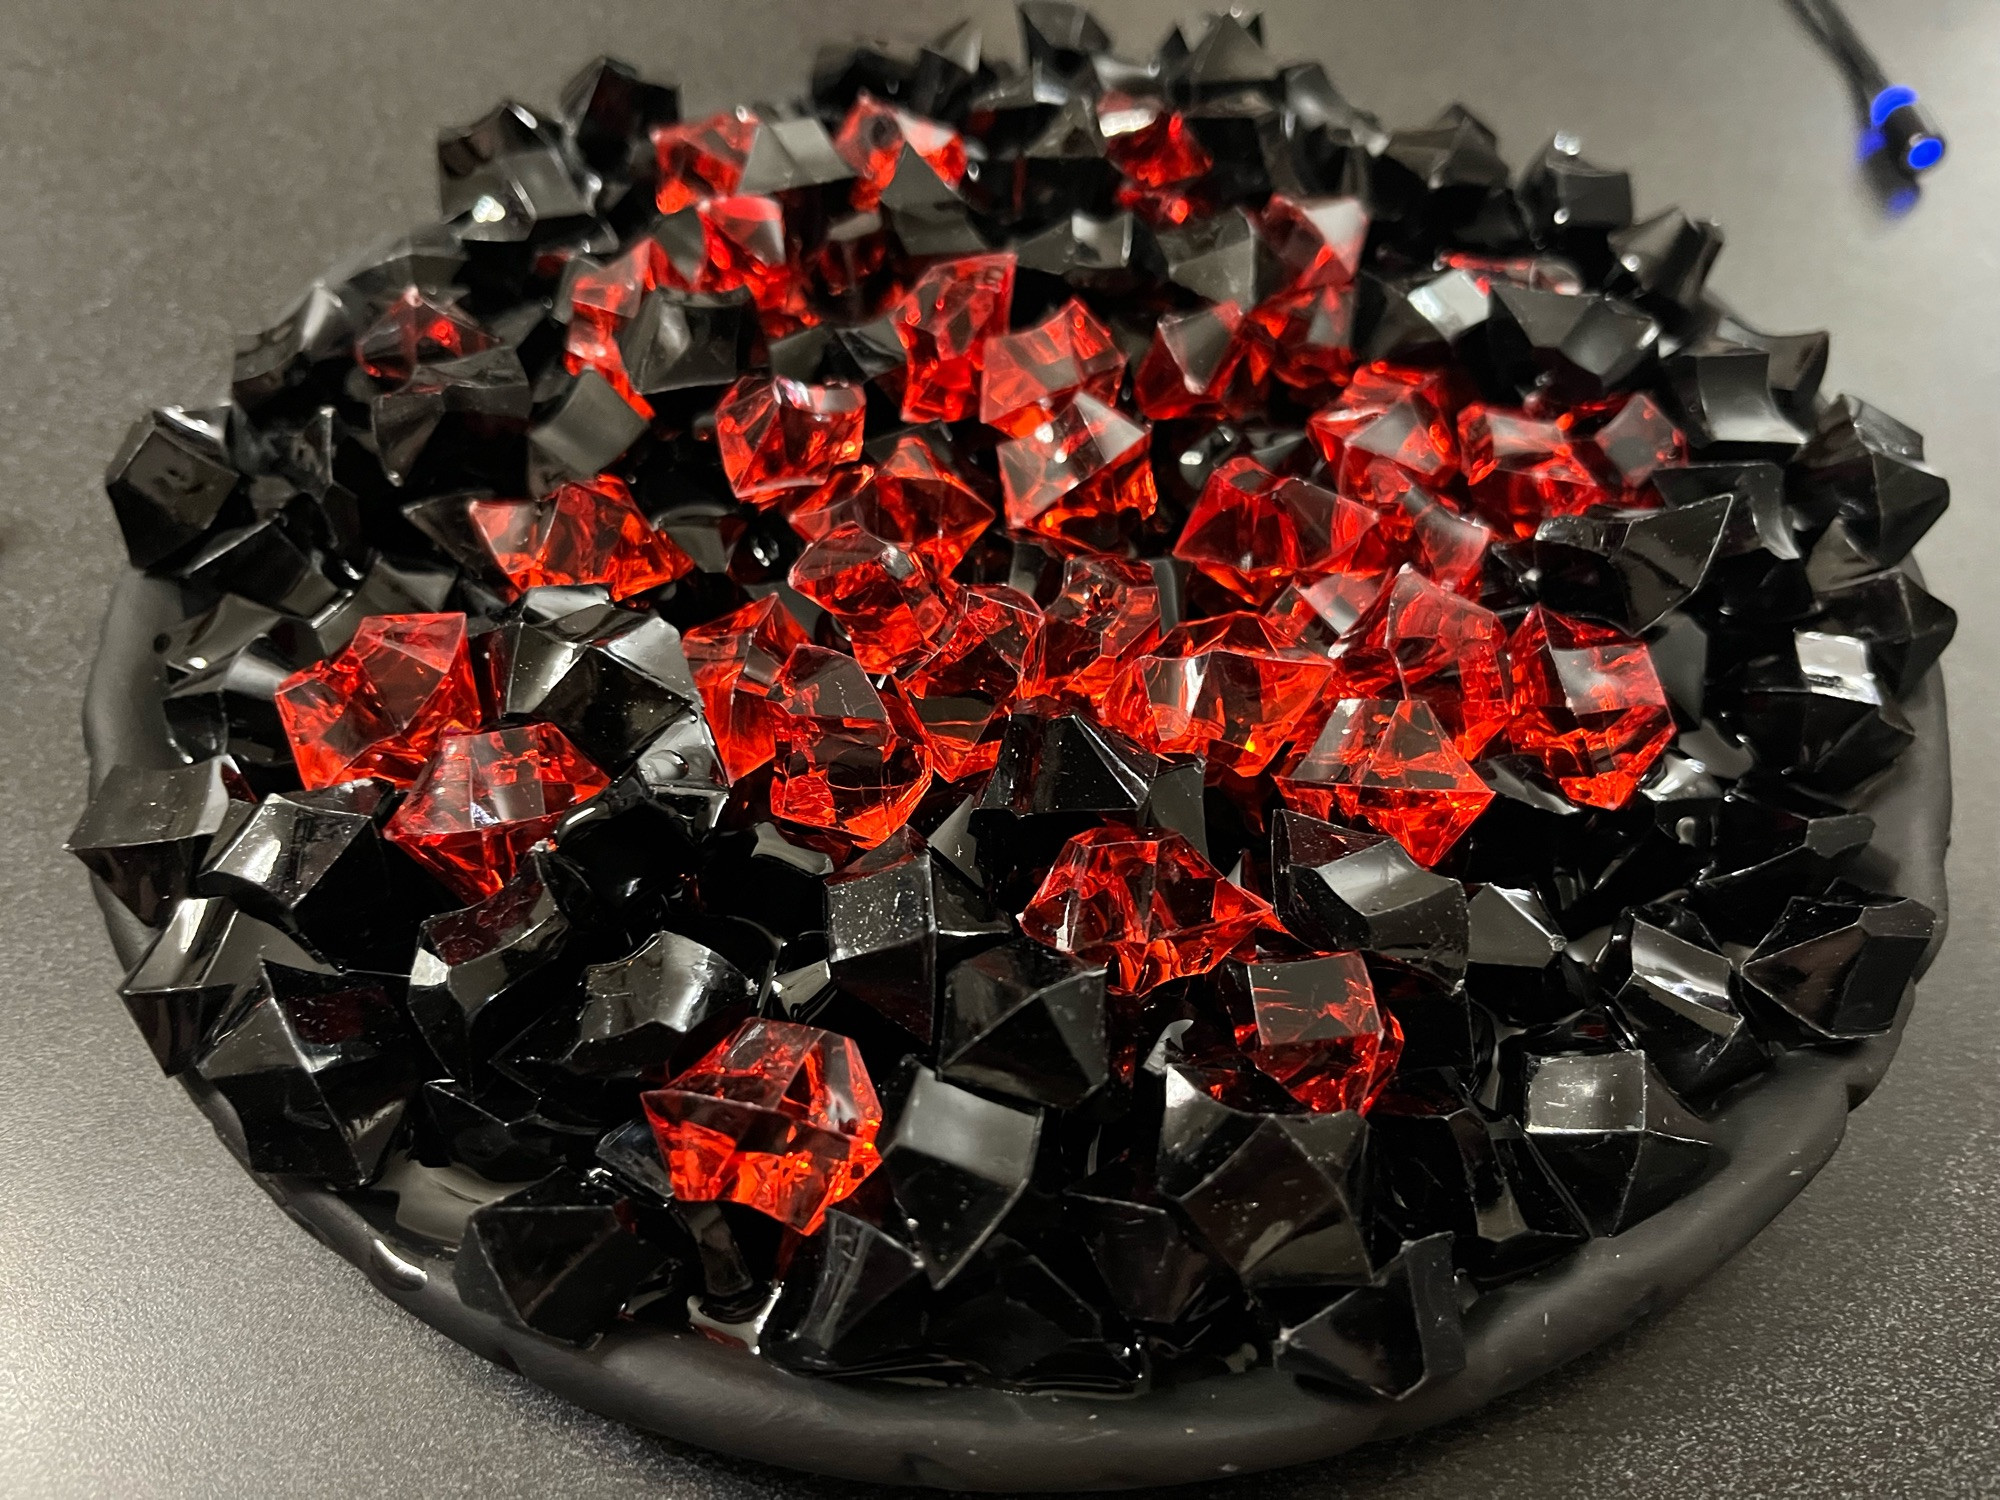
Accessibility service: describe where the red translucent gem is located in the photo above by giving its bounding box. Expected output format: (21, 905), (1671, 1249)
(1018, 554), (1162, 709)
(1333, 567), (1512, 758)
(1105, 612), (1337, 777)
(766, 644), (933, 847)
(275, 614), (483, 790)
(1100, 92), (1212, 201)
(1266, 572), (1385, 651)
(1019, 825), (1273, 994)
(1245, 281), (1358, 393)
(641, 1017), (882, 1234)
(1506, 605), (1674, 809)
(1226, 952), (1403, 1112)
(892, 252), (1017, 423)
(384, 723), (610, 901)
(833, 91), (968, 210)
(997, 393), (1159, 554)
(1458, 404), (1614, 538)
(682, 595), (812, 782)
(1261, 194), (1369, 290)
(789, 436), (995, 577)
(1585, 391), (1687, 492)
(1134, 301), (1260, 420)
(653, 108), (758, 214)
(1435, 251), (1584, 296)
(467, 476), (694, 602)
(714, 375), (867, 504)
(355, 287), (495, 382)
(1401, 488), (1493, 595)
(1307, 365), (1459, 492)
(696, 193), (811, 336)
(980, 297), (1126, 437)
(1277, 698), (1495, 867)
(789, 523), (958, 675)
(893, 584), (1041, 781)
(1174, 455), (1385, 607)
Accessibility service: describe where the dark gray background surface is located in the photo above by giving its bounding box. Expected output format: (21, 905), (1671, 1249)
(3, 1), (1995, 1495)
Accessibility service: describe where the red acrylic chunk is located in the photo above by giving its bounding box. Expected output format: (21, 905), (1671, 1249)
(384, 723), (610, 901)
(789, 523), (957, 675)
(696, 194), (811, 336)
(653, 108), (759, 214)
(1018, 554), (1162, 710)
(714, 375), (867, 504)
(1585, 392), (1687, 492)
(1174, 456), (1385, 607)
(1018, 825), (1273, 994)
(997, 393), (1159, 554)
(1458, 404), (1615, 538)
(1246, 281), (1358, 393)
(1230, 952), (1403, 1112)
(642, 1018), (882, 1233)
(1266, 572), (1385, 651)
(1507, 605), (1674, 809)
(766, 644), (933, 847)
(682, 595), (812, 782)
(894, 584), (1041, 781)
(1100, 93), (1213, 188)
(1307, 366), (1458, 493)
(1333, 567), (1512, 758)
(787, 436), (994, 577)
(892, 252), (1016, 423)
(980, 298), (1126, 437)
(467, 476), (694, 602)
(1401, 488), (1494, 595)
(1105, 612), (1337, 777)
(275, 614), (483, 790)
(1134, 301), (1259, 420)
(355, 287), (495, 382)
(1277, 698), (1495, 867)
(1261, 194), (1369, 290)
(833, 91), (968, 209)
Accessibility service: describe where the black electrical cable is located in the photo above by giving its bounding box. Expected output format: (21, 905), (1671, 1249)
(1785, 0), (1946, 176)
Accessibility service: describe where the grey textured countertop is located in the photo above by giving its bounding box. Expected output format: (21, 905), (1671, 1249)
(4, 1), (1996, 1495)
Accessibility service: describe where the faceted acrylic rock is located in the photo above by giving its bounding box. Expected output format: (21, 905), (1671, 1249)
(881, 1061), (1042, 1286)
(653, 107), (759, 213)
(1331, 567), (1511, 759)
(1739, 892), (1935, 1043)
(1463, 883), (1574, 1023)
(468, 476), (694, 602)
(1275, 1234), (1466, 1400)
(194, 961), (427, 1187)
(1598, 909), (1766, 1102)
(1133, 301), (1258, 421)
(939, 939), (1109, 1108)
(1729, 631), (1915, 792)
(1278, 699), (1493, 868)
(714, 375), (867, 504)
(1688, 776), (1873, 943)
(385, 723), (610, 901)
(892, 252), (1016, 422)
(1306, 365), (1457, 495)
(834, 92), (968, 209)
(1506, 606), (1674, 809)
(979, 297), (1124, 436)
(765, 644), (933, 847)
(1458, 404), (1613, 538)
(274, 613), (482, 789)
(997, 393), (1159, 553)
(764, 1198), (932, 1376)
(1664, 336), (1806, 459)
(1017, 554), (1161, 711)
(455, 1168), (673, 1345)
(789, 523), (956, 675)
(566, 931), (759, 1077)
(642, 1017), (883, 1233)
(1793, 396), (1949, 571)
(1104, 612), (1335, 777)
(892, 585), (1041, 781)
(1814, 571), (1956, 697)
(67, 758), (252, 926)
(682, 595), (811, 781)
(1066, 1173), (1222, 1328)
(1173, 457), (1383, 607)
(1585, 391), (1686, 491)
(1018, 825), (1272, 994)
(1531, 497), (1730, 634)
(1478, 285), (1657, 406)
(1212, 953), (1402, 1113)
(356, 286), (495, 381)
(789, 435), (995, 577)
(104, 408), (242, 571)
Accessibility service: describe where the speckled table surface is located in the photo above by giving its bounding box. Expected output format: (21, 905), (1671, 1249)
(3, 1), (1995, 1495)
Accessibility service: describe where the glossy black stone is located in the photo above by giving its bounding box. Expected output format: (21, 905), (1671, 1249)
(696, 821), (834, 941)
(67, 759), (253, 926)
(1480, 285), (1657, 405)
(1357, 269), (1490, 366)
(881, 1061), (1042, 1287)
(409, 1077), (570, 1182)
(617, 289), (754, 396)
(1532, 496), (1729, 633)
(765, 1199), (934, 1376)
(1157, 209), (1286, 307)
(1264, 811), (1469, 989)
(454, 1167), (674, 1344)
(1604, 206), (1723, 324)
(925, 1230), (1145, 1394)
(194, 960), (427, 1187)
(104, 407), (243, 571)
(1596, 907), (1767, 1102)
(559, 55), (680, 176)
(373, 346), (533, 486)
(938, 939), (1108, 1108)
(1728, 630), (1915, 791)
(1066, 1169), (1222, 1326)
(527, 367), (648, 485)
(1462, 883), (1575, 1024)
(1274, 1233), (1466, 1400)
(1814, 570), (1956, 696)
(1665, 336), (1808, 459)
(1739, 891), (1936, 1043)
(563, 930), (757, 1078)
(174, 514), (343, 618)
(1689, 776), (1875, 943)
(1518, 137), (1633, 277)
(1792, 396), (1950, 572)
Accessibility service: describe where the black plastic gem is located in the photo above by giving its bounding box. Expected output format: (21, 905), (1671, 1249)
(882, 1061), (1042, 1286)
(1739, 891), (1935, 1043)
(938, 939), (1108, 1108)
(1274, 1233), (1466, 1400)
(68, 759), (253, 926)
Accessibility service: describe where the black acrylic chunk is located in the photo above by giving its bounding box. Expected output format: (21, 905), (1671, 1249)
(104, 407), (243, 570)
(1689, 776), (1874, 942)
(1604, 207), (1723, 322)
(552, 728), (725, 922)
(1793, 395), (1950, 572)
(1739, 891), (1935, 1043)
(67, 759), (252, 926)
(528, 367), (649, 483)
(1728, 630), (1915, 791)
(558, 55), (680, 175)
(1665, 336), (1808, 459)
(1480, 285), (1656, 405)
(198, 782), (449, 970)
(1518, 137), (1633, 274)
(372, 346), (533, 486)
(1156, 1064), (1372, 1287)
(409, 1077), (569, 1182)
(1066, 1170), (1221, 1326)
(1531, 496), (1729, 633)
(564, 931), (757, 1078)
(765, 1199), (934, 1376)
(697, 821), (834, 941)
(1157, 209), (1286, 307)
(119, 895), (329, 1074)
(924, 1230), (1144, 1394)
(1357, 270), (1489, 366)
(479, 600), (700, 771)
(1274, 1233), (1466, 1400)
(938, 939), (1108, 1108)
(1264, 811), (1469, 988)
(1814, 570), (1956, 696)
(174, 514), (343, 618)
(1596, 908), (1766, 1102)
(193, 960), (427, 1187)
(1513, 1045), (1714, 1235)
(1462, 883), (1575, 1024)
(617, 289), (753, 395)
(881, 1061), (1042, 1287)
(454, 1167), (674, 1345)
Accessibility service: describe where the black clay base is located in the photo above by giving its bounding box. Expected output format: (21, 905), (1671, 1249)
(83, 567), (1952, 1492)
